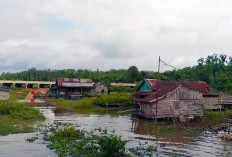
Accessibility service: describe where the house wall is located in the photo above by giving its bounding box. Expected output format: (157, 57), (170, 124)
(137, 86), (203, 119)
(90, 84), (108, 96)
(202, 97), (220, 110)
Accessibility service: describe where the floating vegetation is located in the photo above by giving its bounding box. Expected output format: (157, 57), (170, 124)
(26, 136), (38, 143)
(44, 124), (157, 157)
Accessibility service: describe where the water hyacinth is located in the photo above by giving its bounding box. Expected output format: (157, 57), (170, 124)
(44, 124), (157, 157)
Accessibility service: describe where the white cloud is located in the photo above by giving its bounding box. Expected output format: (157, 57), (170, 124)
(0, 0), (232, 73)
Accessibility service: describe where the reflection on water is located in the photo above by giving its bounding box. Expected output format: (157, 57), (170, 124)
(0, 106), (232, 157)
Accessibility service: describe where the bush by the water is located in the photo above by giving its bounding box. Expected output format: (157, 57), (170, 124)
(48, 92), (132, 110)
(204, 110), (232, 123)
(0, 102), (44, 135)
(45, 125), (157, 157)
(0, 102), (44, 120)
(45, 125), (126, 157)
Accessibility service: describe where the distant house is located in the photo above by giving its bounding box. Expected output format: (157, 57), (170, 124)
(218, 93), (232, 109)
(90, 82), (108, 96)
(56, 78), (94, 99)
(133, 79), (219, 120)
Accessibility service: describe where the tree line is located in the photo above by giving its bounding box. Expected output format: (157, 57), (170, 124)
(0, 66), (156, 86)
(1, 54), (232, 94)
(163, 54), (232, 94)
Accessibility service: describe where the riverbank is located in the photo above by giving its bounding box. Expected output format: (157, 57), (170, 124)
(0, 101), (44, 135)
(47, 92), (133, 114)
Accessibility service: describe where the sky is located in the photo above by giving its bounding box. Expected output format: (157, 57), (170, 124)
(0, 0), (232, 73)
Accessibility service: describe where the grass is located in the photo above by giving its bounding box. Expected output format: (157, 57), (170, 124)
(47, 92), (133, 113)
(9, 88), (29, 101)
(204, 109), (232, 125)
(44, 124), (156, 157)
(0, 101), (44, 135)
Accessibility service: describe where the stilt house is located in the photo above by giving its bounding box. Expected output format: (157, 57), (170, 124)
(133, 79), (218, 120)
(56, 78), (94, 99)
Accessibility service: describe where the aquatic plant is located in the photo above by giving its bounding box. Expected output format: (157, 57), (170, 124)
(45, 125), (126, 157)
(128, 144), (157, 157)
(44, 125), (156, 157)
(26, 136), (38, 142)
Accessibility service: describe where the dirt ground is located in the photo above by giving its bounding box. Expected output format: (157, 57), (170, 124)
(0, 90), (10, 100)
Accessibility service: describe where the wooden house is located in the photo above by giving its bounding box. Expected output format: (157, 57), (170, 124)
(133, 79), (218, 120)
(183, 81), (220, 110)
(90, 82), (108, 96)
(56, 78), (94, 99)
(218, 93), (232, 109)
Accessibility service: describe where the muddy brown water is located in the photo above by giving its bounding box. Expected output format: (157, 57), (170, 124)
(0, 105), (232, 157)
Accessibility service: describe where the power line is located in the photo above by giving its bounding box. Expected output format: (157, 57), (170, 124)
(160, 58), (178, 70)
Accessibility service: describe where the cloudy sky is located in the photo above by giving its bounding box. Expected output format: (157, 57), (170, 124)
(0, 0), (232, 73)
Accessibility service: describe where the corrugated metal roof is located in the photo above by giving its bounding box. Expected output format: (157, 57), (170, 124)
(56, 78), (93, 88)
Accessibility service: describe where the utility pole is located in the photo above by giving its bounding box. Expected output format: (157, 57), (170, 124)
(155, 56), (161, 122)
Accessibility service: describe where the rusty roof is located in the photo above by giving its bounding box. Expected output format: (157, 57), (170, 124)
(56, 78), (93, 88)
(135, 79), (218, 103)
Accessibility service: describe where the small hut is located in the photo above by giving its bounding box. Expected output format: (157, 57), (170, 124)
(133, 79), (218, 120)
(90, 82), (108, 96)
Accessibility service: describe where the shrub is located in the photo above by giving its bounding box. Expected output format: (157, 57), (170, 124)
(45, 125), (127, 157)
(0, 102), (44, 120)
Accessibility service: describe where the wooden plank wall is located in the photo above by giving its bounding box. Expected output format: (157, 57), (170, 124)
(137, 86), (204, 119)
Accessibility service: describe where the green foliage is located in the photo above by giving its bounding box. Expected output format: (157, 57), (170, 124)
(2, 53), (232, 94)
(204, 110), (232, 123)
(164, 54), (232, 94)
(9, 88), (29, 101)
(97, 135), (126, 157)
(45, 125), (127, 157)
(0, 102), (44, 135)
(95, 93), (132, 106)
(48, 93), (132, 110)
(129, 145), (157, 157)
(0, 66), (156, 84)
(26, 137), (38, 142)
(0, 102), (44, 120)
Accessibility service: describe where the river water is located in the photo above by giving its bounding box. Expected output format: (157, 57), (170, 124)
(0, 106), (232, 157)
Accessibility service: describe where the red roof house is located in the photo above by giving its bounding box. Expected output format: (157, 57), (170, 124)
(133, 79), (219, 120)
